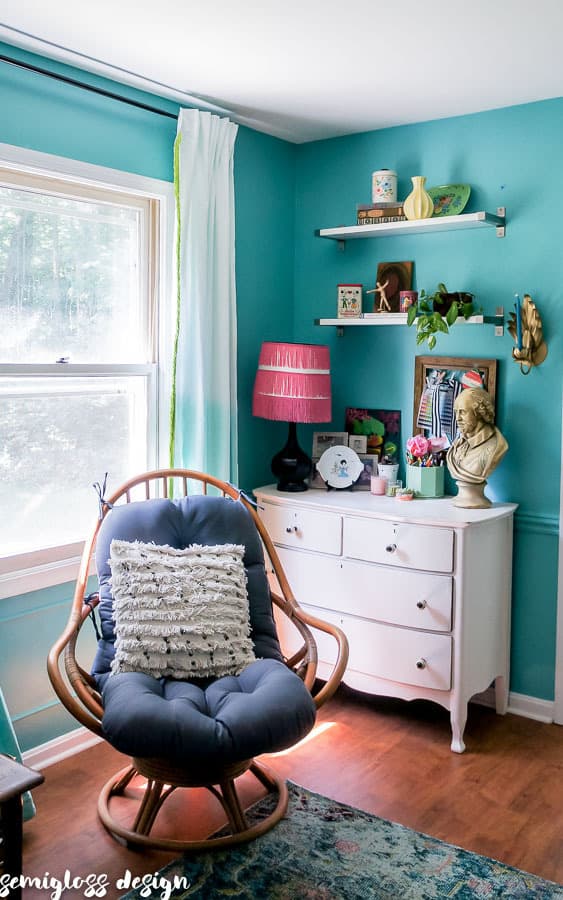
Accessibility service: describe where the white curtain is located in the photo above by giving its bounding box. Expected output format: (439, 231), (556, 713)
(170, 108), (239, 482)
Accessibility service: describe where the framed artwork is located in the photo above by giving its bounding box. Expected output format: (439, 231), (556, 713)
(413, 356), (498, 441)
(344, 408), (401, 460)
(337, 284), (362, 318)
(373, 261), (413, 313)
(308, 459), (326, 490)
(348, 435), (368, 454)
(355, 454), (378, 490)
(312, 431), (349, 458)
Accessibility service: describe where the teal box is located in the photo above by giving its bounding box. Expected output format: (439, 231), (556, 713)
(405, 465), (445, 498)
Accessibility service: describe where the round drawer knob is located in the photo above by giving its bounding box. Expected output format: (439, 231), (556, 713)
(416, 658), (427, 670)
(286, 525), (298, 533)
(416, 600), (427, 610)
(385, 543), (397, 553)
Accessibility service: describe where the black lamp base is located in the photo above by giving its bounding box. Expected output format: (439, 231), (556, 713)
(271, 422), (312, 492)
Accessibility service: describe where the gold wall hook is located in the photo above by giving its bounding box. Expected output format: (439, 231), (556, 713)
(507, 294), (548, 374)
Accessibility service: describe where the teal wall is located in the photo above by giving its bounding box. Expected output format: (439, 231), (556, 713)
(234, 126), (296, 491)
(0, 41), (560, 749)
(292, 99), (562, 699)
(0, 583), (98, 751)
(0, 42), (294, 749)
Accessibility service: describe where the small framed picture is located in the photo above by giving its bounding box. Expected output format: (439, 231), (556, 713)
(373, 261), (413, 313)
(355, 454), (379, 490)
(337, 284), (362, 318)
(348, 435), (367, 454)
(312, 431), (349, 458)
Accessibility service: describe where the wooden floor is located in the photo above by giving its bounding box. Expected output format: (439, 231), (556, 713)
(21, 686), (563, 897)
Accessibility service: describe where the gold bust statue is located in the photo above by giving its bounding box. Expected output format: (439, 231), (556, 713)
(446, 388), (508, 508)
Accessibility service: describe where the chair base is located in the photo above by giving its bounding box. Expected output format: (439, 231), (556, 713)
(97, 758), (288, 851)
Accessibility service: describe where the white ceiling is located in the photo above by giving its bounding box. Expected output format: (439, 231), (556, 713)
(1, 1), (563, 143)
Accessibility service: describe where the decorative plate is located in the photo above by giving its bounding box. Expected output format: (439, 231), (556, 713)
(427, 183), (471, 217)
(316, 445), (364, 489)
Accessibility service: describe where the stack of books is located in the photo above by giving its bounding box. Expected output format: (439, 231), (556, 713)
(357, 201), (406, 225)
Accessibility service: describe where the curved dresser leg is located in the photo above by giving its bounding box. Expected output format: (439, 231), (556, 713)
(450, 701), (467, 753)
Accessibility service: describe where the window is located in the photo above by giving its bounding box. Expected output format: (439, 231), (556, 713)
(0, 148), (173, 584)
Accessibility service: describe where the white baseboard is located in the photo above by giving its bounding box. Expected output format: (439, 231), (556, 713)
(507, 691), (555, 723)
(22, 727), (102, 770)
(472, 688), (555, 724)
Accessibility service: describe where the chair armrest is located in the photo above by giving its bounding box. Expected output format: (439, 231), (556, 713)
(271, 591), (349, 710)
(47, 597), (104, 736)
(291, 605), (349, 709)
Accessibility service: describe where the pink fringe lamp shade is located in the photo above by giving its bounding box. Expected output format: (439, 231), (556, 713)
(252, 342), (332, 492)
(252, 342), (332, 423)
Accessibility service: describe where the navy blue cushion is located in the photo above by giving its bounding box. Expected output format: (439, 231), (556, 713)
(90, 494), (316, 764)
(101, 659), (316, 763)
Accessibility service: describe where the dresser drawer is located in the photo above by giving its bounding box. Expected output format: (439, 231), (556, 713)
(277, 548), (452, 632)
(303, 606), (452, 691)
(343, 516), (454, 573)
(258, 501), (342, 555)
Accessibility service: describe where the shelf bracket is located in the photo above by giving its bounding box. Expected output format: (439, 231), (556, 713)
(484, 306), (504, 336)
(336, 325), (344, 337)
(494, 305), (504, 336)
(496, 206), (506, 238)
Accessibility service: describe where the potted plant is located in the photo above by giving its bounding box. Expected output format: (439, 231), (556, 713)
(407, 282), (474, 350)
(378, 454), (399, 484)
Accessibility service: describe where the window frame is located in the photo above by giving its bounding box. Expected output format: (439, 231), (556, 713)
(0, 143), (175, 597)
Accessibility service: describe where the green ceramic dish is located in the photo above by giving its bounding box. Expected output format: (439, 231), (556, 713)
(428, 183), (471, 217)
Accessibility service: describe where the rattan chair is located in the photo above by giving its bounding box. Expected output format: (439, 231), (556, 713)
(48, 469), (348, 851)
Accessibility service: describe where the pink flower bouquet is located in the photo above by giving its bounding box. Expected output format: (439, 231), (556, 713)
(406, 434), (448, 467)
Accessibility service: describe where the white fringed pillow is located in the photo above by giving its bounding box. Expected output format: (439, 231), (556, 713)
(108, 539), (256, 680)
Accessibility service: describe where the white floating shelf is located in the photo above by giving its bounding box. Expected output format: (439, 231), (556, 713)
(316, 314), (485, 327)
(317, 210), (505, 241)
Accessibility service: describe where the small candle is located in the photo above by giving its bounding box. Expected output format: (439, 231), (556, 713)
(370, 475), (387, 495)
(514, 293), (522, 350)
(386, 479), (402, 497)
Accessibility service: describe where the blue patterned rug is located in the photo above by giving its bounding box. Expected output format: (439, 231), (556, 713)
(121, 781), (563, 899)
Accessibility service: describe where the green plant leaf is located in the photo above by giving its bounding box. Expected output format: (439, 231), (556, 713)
(428, 334), (437, 350)
(437, 282), (448, 294)
(462, 301), (474, 319)
(416, 333), (426, 345)
(435, 317), (449, 333)
(446, 304), (459, 326)
(406, 305), (417, 326)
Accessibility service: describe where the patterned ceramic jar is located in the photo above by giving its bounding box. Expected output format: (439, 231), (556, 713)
(400, 290), (418, 312)
(372, 169), (397, 204)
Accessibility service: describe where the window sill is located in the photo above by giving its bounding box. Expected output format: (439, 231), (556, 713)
(0, 543), (93, 599)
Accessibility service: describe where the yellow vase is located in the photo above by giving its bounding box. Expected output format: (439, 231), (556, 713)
(403, 175), (434, 220)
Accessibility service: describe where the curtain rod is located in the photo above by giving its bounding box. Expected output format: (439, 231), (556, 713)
(0, 52), (178, 121)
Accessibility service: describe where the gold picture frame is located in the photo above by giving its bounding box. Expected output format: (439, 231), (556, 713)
(413, 356), (498, 437)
